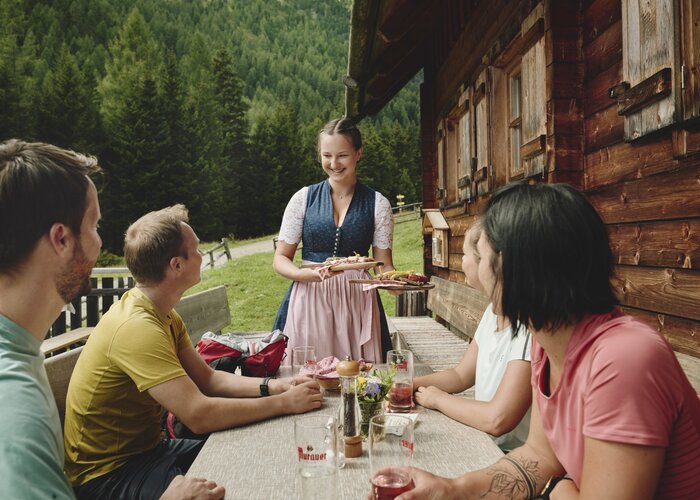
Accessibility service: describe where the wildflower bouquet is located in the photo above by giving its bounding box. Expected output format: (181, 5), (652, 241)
(357, 367), (394, 436)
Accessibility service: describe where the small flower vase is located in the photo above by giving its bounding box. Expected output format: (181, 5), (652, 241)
(359, 400), (383, 437)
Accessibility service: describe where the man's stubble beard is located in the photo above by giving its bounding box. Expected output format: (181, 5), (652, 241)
(55, 239), (94, 304)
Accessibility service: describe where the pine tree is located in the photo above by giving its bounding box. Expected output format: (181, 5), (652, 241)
(212, 47), (249, 236)
(38, 44), (99, 150)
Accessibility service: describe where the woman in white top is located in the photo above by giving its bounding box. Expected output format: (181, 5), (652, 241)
(413, 220), (532, 451)
(272, 118), (395, 362)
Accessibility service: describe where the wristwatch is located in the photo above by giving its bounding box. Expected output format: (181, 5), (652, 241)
(535, 476), (572, 499)
(259, 377), (271, 397)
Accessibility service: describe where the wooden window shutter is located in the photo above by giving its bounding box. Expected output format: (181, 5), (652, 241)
(457, 87), (472, 201)
(474, 70), (491, 197)
(615, 0), (677, 140)
(520, 6), (546, 177)
(436, 125), (447, 206)
(680, 0), (700, 121)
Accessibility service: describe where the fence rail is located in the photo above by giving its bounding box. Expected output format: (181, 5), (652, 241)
(50, 272), (134, 338)
(201, 238), (232, 270)
(393, 202), (422, 224)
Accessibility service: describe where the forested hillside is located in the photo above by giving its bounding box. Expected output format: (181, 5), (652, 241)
(0, 0), (421, 252)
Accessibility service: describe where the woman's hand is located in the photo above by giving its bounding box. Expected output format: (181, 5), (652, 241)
(414, 385), (447, 410)
(366, 467), (460, 500)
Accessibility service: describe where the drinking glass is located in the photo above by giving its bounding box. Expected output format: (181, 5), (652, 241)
(292, 345), (317, 377)
(368, 414), (415, 499)
(386, 350), (413, 412)
(295, 414), (338, 499)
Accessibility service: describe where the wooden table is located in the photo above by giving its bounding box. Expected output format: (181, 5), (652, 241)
(187, 365), (503, 499)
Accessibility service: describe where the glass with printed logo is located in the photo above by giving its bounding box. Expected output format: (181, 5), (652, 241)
(386, 350), (413, 412)
(292, 345), (317, 378)
(368, 414), (415, 499)
(295, 414), (338, 499)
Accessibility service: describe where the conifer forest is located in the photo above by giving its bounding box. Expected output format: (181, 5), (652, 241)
(0, 0), (421, 252)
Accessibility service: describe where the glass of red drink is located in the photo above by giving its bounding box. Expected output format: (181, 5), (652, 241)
(386, 350), (413, 412)
(368, 415), (415, 499)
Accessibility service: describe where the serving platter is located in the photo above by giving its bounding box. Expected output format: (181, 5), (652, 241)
(349, 279), (435, 291)
(301, 261), (383, 271)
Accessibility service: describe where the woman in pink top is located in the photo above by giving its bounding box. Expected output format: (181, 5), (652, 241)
(389, 182), (700, 500)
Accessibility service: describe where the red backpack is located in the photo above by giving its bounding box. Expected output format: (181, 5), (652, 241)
(196, 331), (288, 377)
(164, 331), (288, 439)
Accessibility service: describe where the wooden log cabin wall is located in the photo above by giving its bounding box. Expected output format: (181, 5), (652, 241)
(415, 0), (700, 359)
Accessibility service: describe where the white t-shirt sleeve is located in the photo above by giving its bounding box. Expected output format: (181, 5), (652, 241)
(506, 327), (532, 362)
(278, 187), (308, 245)
(373, 193), (394, 249)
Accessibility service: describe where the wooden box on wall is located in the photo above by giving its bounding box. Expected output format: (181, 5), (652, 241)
(423, 209), (450, 268)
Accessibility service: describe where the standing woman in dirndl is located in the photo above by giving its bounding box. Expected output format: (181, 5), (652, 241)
(272, 117), (395, 363)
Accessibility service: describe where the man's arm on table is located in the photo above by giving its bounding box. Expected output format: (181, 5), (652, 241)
(148, 343), (322, 434)
(396, 388), (563, 500)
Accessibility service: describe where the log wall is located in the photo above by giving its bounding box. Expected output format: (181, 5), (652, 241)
(583, 0), (700, 356)
(419, 0), (700, 356)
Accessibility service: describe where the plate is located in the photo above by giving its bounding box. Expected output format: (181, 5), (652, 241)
(301, 261), (383, 271)
(329, 261), (383, 271)
(349, 279), (435, 291)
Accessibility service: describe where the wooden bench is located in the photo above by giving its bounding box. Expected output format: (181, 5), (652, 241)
(43, 285), (232, 424)
(42, 285), (232, 356)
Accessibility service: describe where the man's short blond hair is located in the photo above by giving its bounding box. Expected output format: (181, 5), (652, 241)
(124, 204), (189, 285)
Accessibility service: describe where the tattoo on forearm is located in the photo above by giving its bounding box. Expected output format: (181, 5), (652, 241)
(478, 455), (541, 499)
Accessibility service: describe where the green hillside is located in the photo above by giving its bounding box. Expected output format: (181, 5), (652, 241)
(1, 0), (422, 250)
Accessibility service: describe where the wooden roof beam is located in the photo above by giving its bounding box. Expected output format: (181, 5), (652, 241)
(378, 0), (432, 42)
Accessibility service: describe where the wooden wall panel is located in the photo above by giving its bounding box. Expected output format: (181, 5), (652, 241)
(589, 166), (700, 224)
(449, 235), (465, 255)
(583, 19), (622, 78)
(427, 276), (489, 338)
(609, 219), (700, 269)
(584, 61), (621, 116)
(585, 104), (624, 152)
(613, 266), (700, 322)
(584, 133), (676, 189)
(548, 98), (584, 136)
(583, 0), (621, 46)
(621, 306), (700, 357)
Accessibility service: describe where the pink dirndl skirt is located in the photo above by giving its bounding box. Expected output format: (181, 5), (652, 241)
(283, 269), (382, 363)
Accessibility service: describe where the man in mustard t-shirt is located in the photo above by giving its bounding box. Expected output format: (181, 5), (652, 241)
(64, 205), (323, 499)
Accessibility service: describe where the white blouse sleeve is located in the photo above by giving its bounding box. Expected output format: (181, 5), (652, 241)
(373, 192), (394, 249)
(278, 187), (308, 245)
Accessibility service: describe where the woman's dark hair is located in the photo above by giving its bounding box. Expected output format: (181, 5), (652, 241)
(482, 182), (617, 333)
(318, 117), (363, 153)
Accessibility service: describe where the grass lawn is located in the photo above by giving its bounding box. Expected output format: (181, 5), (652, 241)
(186, 218), (424, 332)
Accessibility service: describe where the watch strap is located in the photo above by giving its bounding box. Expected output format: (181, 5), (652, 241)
(259, 376), (271, 397)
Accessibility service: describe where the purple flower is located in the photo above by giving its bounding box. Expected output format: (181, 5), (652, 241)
(364, 379), (382, 397)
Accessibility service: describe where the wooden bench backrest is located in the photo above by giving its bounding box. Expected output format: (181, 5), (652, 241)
(44, 346), (83, 427)
(427, 276), (489, 339)
(175, 285), (231, 344)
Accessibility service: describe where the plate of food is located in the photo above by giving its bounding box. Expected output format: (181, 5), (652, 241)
(350, 270), (434, 290)
(313, 356), (374, 390)
(302, 254), (383, 271)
